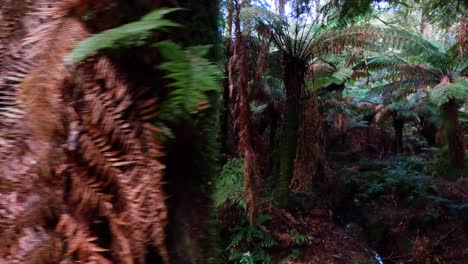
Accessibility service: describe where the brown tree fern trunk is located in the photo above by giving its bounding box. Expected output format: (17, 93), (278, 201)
(232, 0), (260, 225)
(393, 118), (404, 154)
(441, 99), (464, 169)
(291, 94), (324, 192)
(272, 57), (306, 207)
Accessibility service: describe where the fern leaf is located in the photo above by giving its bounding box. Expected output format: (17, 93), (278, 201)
(429, 80), (468, 106)
(66, 8), (181, 63)
(155, 41), (221, 123)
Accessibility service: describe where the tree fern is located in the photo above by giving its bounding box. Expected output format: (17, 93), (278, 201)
(66, 8), (180, 63)
(429, 80), (468, 107)
(155, 41), (222, 123)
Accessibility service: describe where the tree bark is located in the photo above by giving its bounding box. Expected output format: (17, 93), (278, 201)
(232, 0), (260, 226)
(291, 94), (324, 192)
(272, 57), (306, 207)
(441, 99), (465, 169)
(163, 0), (221, 262)
(393, 118), (404, 154)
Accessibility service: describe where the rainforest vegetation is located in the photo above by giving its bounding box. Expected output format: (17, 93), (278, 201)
(0, 0), (467, 263)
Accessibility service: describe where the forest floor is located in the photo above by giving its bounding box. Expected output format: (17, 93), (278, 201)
(218, 155), (468, 263)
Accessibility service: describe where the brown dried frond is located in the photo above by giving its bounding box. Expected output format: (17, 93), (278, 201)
(56, 214), (111, 263)
(1, 1), (169, 263)
(0, 0), (30, 69)
(69, 172), (113, 217)
(140, 129), (168, 263)
(312, 26), (381, 57)
(71, 57), (169, 263)
(232, 4), (261, 226)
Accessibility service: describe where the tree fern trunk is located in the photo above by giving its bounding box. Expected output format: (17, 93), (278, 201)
(164, 0), (221, 263)
(393, 118), (404, 154)
(441, 99), (464, 170)
(272, 58), (306, 207)
(291, 94), (324, 192)
(273, 103), (299, 207)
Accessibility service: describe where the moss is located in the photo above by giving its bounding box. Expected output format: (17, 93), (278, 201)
(273, 103), (299, 207)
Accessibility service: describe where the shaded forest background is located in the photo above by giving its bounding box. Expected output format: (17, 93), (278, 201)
(0, 0), (467, 263)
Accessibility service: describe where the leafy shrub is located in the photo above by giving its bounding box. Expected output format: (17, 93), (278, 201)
(226, 215), (277, 264)
(348, 156), (435, 206)
(213, 158), (246, 208)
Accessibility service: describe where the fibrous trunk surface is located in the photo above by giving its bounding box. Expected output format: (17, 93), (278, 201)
(0, 1), (169, 263)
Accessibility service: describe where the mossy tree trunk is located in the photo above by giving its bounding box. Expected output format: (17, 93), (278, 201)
(163, 0), (221, 263)
(441, 99), (464, 169)
(272, 57), (306, 207)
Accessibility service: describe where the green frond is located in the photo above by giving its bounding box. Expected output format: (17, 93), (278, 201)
(213, 158), (246, 209)
(355, 54), (408, 71)
(385, 100), (419, 121)
(374, 79), (435, 101)
(66, 8), (181, 63)
(311, 25), (381, 57)
(155, 41), (222, 123)
(453, 59), (468, 77)
(429, 80), (468, 106)
(380, 28), (445, 58)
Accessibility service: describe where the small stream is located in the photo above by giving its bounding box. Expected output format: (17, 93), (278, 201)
(373, 251), (384, 264)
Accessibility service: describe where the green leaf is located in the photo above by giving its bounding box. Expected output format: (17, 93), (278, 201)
(429, 81), (468, 106)
(155, 41), (222, 123)
(66, 8), (181, 63)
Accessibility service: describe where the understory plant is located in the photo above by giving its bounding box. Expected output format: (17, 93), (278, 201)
(225, 215), (277, 264)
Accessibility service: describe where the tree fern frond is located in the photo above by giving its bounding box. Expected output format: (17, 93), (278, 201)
(380, 27), (445, 59)
(155, 41), (222, 123)
(373, 79), (435, 101)
(311, 25), (381, 57)
(56, 214), (111, 263)
(429, 80), (468, 106)
(66, 8), (181, 63)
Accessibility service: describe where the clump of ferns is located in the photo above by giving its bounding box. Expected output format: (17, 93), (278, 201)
(225, 214), (278, 264)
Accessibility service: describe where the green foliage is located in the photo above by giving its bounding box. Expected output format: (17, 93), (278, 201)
(294, 234), (308, 245)
(155, 41), (222, 123)
(381, 99), (419, 122)
(429, 80), (468, 107)
(347, 156), (435, 206)
(213, 158), (246, 208)
(421, 147), (468, 178)
(66, 8), (180, 63)
(226, 215), (277, 264)
(282, 248), (301, 262)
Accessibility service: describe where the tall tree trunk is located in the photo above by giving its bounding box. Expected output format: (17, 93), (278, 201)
(441, 99), (465, 169)
(393, 118), (404, 154)
(231, 0), (260, 226)
(226, 0), (234, 39)
(272, 57), (306, 207)
(164, 0), (221, 262)
(221, 39), (235, 158)
(291, 94), (324, 192)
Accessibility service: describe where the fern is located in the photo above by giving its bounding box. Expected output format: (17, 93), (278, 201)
(155, 41), (222, 123)
(429, 80), (468, 106)
(213, 158), (246, 208)
(66, 8), (180, 63)
(226, 215), (276, 264)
